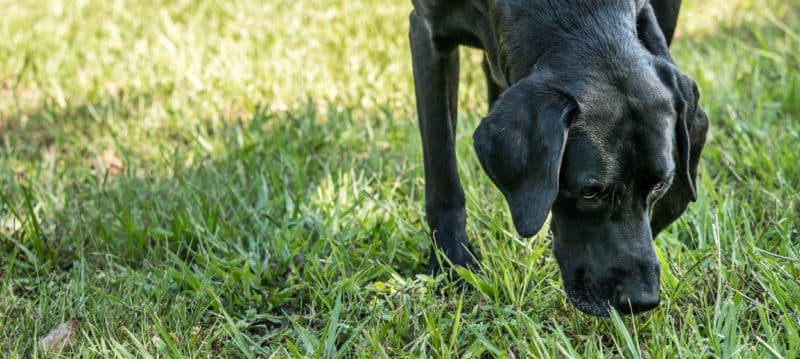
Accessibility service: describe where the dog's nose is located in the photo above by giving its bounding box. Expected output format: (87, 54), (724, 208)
(613, 289), (660, 314)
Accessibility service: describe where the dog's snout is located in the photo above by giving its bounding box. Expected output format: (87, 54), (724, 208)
(613, 285), (660, 314)
(551, 198), (665, 316)
(611, 259), (661, 314)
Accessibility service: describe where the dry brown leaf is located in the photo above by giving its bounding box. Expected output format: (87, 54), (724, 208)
(100, 148), (124, 175)
(104, 81), (122, 97)
(39, 319), (79, 353)
(77, 66), (93, 87)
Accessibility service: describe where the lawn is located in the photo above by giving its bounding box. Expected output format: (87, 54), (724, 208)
(1, 0), (798, 357)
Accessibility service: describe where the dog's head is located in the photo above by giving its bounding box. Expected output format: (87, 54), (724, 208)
(473, 57), (708, 316)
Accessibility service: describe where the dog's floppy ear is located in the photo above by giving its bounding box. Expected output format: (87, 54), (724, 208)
(672, 67), (701, 201)
(473, 76), (575, 237)
(651, 60), (709, 234)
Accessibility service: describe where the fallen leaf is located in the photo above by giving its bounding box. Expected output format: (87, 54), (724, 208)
(104, 81), (122, 97)
(77, 66), (93, 87)
(98, 148), (124, 175)
(39, 319), (79, 353)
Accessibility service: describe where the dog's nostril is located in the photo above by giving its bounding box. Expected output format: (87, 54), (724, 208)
(618, 293), (631, 307)
(614, 290), (660, 314)
(574, 267), (586, 283)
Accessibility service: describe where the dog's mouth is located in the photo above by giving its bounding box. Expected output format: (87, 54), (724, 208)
(562, 267), (615, 317)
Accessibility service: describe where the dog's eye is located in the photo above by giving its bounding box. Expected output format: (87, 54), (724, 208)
(651, 181), (665, 192)
(581, 187), (603, 201)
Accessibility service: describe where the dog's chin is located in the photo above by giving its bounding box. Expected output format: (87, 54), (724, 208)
(564, 286), (612, 317)
(561, 269), (615, 317)
(567, 296), (611, 317)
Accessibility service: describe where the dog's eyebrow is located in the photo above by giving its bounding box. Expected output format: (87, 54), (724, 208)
(578, 176), (618, 190)
(642, 168), (676, 184)
(657, 168), (677, 181)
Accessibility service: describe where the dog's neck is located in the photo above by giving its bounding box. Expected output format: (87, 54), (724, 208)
(490, 0), (644, 85)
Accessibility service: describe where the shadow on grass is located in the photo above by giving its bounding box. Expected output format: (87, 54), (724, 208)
(1, 92), (436, 348)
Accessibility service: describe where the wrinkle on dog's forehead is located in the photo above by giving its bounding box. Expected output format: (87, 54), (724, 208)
(566, 123), (617, 184)
(564, 87), (625, 184)
(565, 70), (675, 181)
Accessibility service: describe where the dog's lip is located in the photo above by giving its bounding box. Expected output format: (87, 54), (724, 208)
(564, 285), (613, 317)
(560, 268), (616, 317)
(565, 295), (613, 316)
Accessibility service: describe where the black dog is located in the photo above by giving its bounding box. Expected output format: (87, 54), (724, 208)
(409, 0), (708, 316)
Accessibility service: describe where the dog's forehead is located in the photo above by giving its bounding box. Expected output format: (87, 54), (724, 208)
(574, 83), (671, 139)
(565, 93), (674, 185)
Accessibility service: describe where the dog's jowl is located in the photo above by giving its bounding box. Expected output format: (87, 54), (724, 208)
(409, 0), (708, 316)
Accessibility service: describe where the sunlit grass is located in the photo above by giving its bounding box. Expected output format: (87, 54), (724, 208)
(1, 0), (798, 357)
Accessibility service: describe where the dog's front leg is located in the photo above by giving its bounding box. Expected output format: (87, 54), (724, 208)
(409, 11), (476, 274)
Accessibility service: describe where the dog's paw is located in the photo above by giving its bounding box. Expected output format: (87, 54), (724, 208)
(426, 240), (479, 276)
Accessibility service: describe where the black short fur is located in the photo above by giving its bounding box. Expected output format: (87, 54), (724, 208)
(409, 0), (708, 316)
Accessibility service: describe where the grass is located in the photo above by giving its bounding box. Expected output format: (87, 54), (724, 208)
(1, 0), (798, 357)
